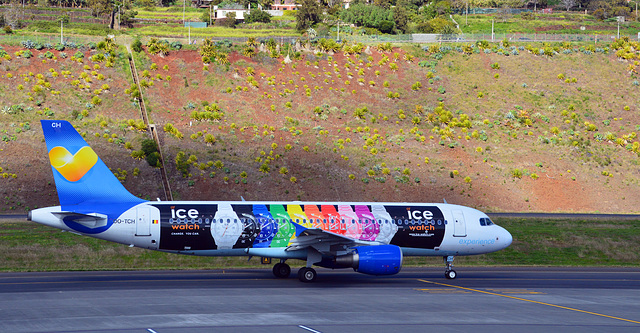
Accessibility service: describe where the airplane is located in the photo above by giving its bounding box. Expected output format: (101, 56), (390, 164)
(29, 120), (513, 282)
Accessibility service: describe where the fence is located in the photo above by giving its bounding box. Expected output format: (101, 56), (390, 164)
(0, 34), (111, 46)
(413, 33), (629, 43)
(452, 8), (534, 15)
(0, 7), (108, 25)
(0, 32), (632, 48)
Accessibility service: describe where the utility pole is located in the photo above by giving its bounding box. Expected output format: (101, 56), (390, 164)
(60, 20), (63, 44)
(491, 18), (494, 42)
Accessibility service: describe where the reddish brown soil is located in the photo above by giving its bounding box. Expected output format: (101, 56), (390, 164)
(2, 44), (640, 214)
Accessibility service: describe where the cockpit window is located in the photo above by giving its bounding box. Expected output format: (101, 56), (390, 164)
(479, 217), (494, 226)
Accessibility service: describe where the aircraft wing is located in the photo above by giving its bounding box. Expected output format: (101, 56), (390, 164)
(286, 224), (378, 253)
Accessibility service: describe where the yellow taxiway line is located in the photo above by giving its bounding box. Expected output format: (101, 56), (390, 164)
(418, 279), (640, 325)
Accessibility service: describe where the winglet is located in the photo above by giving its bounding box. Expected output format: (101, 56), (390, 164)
(291, 220), (308, 237)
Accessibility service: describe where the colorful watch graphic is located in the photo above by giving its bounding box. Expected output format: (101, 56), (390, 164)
(287, 204), (312, 228)
(235, 213), (260, 248)
(321, 205), (343, 235)
(211, 203), (243, 249)
(339, 204), (362, 240)
(252, 205), (278, 248)
(304, 205), (327, 230)
(371, 205), (398, 244)
(269, 204), (295, 247)
(356, 205), (380, 241)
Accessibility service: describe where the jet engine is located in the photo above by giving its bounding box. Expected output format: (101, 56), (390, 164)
(334, 244), (402, 275)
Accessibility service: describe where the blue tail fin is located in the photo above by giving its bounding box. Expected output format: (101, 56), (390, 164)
(41, 120), (145, 214)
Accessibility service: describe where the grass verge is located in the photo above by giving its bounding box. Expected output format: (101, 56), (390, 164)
(1, 217), (639, 272)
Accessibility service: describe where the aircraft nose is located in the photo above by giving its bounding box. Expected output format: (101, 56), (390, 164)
(498, 226), (512, 249)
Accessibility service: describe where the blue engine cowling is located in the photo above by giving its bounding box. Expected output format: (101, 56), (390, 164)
(334, 244), (403, 275)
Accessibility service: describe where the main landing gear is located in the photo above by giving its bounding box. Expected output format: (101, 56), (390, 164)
(444, 256), (457, 279)
(297, 267), (317, 283)
(272, 260), (318, 282)
(272, 261), (291, 278)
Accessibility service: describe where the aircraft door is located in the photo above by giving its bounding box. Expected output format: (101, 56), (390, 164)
(136, 207), (151, 236)
(452, 210), (467, 237)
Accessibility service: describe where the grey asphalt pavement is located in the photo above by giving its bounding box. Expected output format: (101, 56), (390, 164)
(0, 267), (639, 332)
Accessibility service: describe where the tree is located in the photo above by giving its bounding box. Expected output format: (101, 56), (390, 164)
(245, 9), (272, 23)
(138, 0), (155, 9)
(340, 4), (392, 29)
(373, 0), (392, 10)
(88, 0), (112, 17)
(392, 5), (409, 33)
(120, 9), (137, 28)
(501, 0), (526, 8)
(378, 20), (394, 33)
(221, 11), (237, 28)
(88, 0), (131, 29)
(560, 0), (576, 11)
(295, 0), (322, 32)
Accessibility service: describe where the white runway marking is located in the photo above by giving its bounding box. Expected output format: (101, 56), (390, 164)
(298, 325), (323, 333)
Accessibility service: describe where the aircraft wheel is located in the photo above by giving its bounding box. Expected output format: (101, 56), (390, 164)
(273, 263), (291, 278)
(445, 270), (457, 280)
(297, 267), (317, 283)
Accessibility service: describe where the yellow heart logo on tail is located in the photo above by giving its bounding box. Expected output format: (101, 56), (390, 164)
(49, 146), (98, 182)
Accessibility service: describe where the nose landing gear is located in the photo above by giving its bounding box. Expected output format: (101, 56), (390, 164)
(444, 256), (457, 279)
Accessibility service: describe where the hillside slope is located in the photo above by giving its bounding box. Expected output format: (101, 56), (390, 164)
(1, 42), (639, 214)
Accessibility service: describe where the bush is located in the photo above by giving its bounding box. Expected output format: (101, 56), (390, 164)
(520, 12), (535, 20)
(146, 38), (169, 55)
(245, 9), (272, 23)
(378, 20), (394, 34)
(170, 41), (182, 50)
(219, 12), (237, 28)
(132, 39), (143, 53)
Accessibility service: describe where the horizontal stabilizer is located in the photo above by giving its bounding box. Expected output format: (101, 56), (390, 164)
(52, 212), (108, 229)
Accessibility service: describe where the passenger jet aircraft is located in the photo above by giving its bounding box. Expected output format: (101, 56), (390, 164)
(29, 120), (512, 282)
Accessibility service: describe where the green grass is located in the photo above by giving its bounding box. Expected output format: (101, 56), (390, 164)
(455, 218), (640, 266)
(454, 13), (640, 36)
(1, 218), (638, 272)
(125, 25), (299, 38)
(136, 9), (204, 21)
